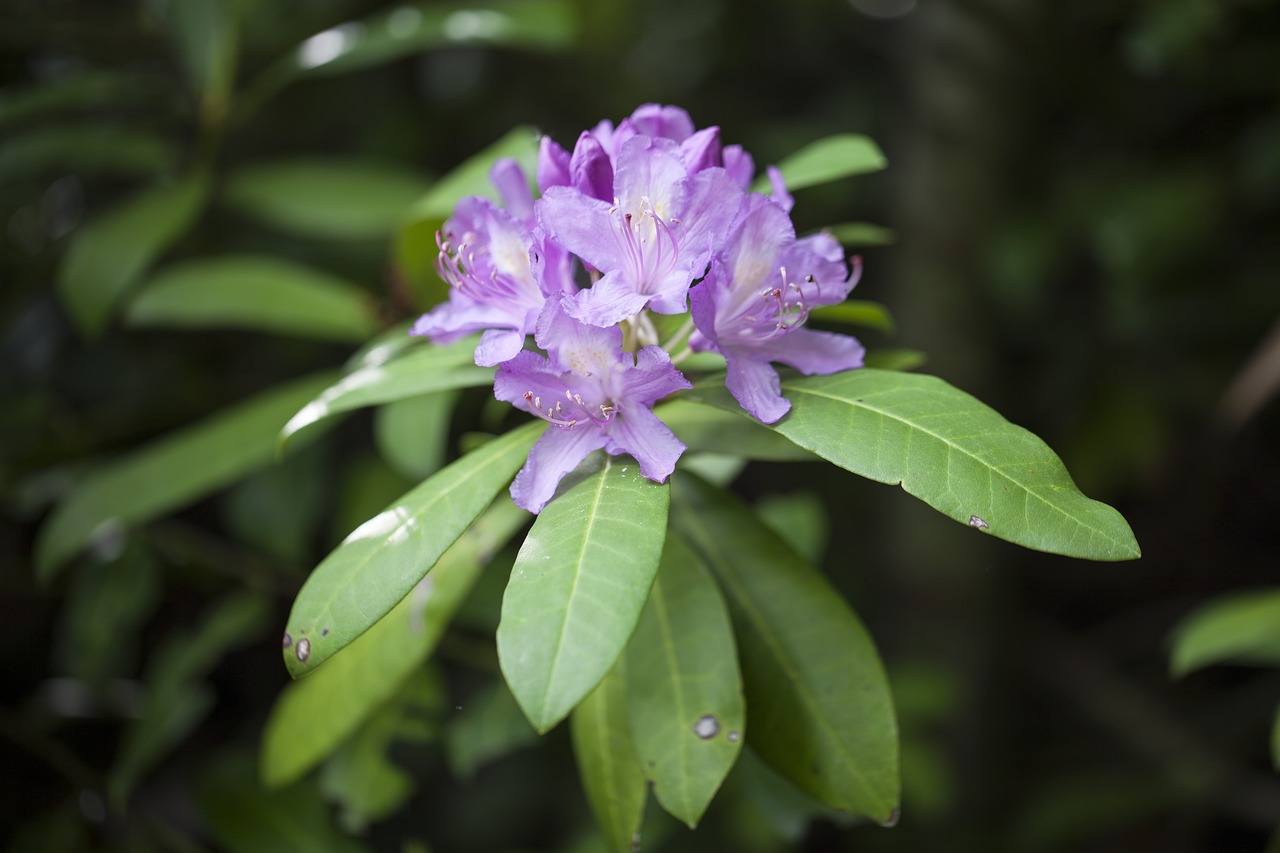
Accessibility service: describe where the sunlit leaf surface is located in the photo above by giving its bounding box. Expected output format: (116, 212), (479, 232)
(691, 369), (1141, 560)
(498, 455), (668, 733)
(262, 502), (523, 787)
(283, 422), (541, 677)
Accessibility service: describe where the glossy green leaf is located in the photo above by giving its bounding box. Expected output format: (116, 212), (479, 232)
(691, 369), (1141, 561)
(752, 134), (887, 194)
(200, 752), (368, 853)
(375, 391), (458, 480)
(111, 593), (271, 806)
(127, 255), (379, 341)
(35, 371), (337, 579)
(672, 473), (899, 822)
(442, 679), (539, 778)
(223, 159), (431, 239)
(283, 421), (541, 677)
(0, 125), (177, 182)
(823, 221), (898, 247)
(318, 668), (443, 831)
(281, 338), (492, 444)
(57, 173), (208, 335)
(809, 299), (895, 334)
(498, 455), (669, 733)
(626, 532), (744, 828)
(657, 399), (814, 462)
(264, 500), (526, 787)
(272, 0), (574, 82)
(1169, 588), (1280, 677)
(571, 661), (648, 853)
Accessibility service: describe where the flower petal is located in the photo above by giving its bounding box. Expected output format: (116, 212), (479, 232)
(604, 404), (686, 483)
(510, 426), (607, 513)
(724, 351), (790, 424)
(560, 273), (652, 328)
(756, 328), (866, 376)
(474, 327), (526, 367)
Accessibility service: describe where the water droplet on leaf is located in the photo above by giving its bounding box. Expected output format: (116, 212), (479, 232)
(295, 637), (311, 663)
(693, 714), (719, 739)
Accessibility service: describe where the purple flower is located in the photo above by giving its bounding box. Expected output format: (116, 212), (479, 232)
(690, 194), (865, 424)
(537, 103), (755, 199)
(494, 304), (692, 513)
(538, 135), (743, 328)
(410, 160), (574, 366)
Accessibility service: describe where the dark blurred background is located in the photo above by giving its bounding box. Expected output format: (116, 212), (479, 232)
(3, 0), (1280, 850)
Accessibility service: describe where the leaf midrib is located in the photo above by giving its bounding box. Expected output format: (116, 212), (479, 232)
(783, 377), (1132, 553)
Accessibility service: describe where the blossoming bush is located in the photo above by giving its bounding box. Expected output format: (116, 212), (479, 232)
(256, 105), (1139, 844)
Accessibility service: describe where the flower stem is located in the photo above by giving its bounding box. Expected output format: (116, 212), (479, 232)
(661, 316), (697, 354)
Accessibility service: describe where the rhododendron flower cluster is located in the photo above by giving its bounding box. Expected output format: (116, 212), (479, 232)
(411, 104), (866, 512)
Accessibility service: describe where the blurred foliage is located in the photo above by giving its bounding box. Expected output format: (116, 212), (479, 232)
(2, 0), (1279, 851)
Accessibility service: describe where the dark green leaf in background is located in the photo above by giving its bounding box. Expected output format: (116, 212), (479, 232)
(200, 751), (368, 853)
(822, 221), (898, 248)
(280, 337), (492, 445)
(263, 499), (527, 786)
(56, 173), (209, 335)
(1169, 588), (1280, 677)
(626, 532), (745, 828)
(692, 369), (1141, 561)
(318, 668), (443, 832)
(657, 399), (814, 462)
(754, 491), (829, 564)
(282, 421), (541, 677)
(158, 0), (238, 123)
(374, 390), (459, 480)
(35, 371), (338, 579)
(0, 125), (178, 182)
(110, 593), (271, 807)
(809, 299), (895, 335)
(752, 134), (887, 194)
(571, 661), (648, 853)
(442, 678), (539, 779)
(223, 159), (431, 240)
(0, 72), (159, 128)
(127, 255), (380, 341)
(498, 455), (669, 733)
(673, 472), (900, 822)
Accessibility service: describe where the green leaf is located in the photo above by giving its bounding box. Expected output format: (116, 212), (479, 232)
(822, 221), (898, 247)
(126, 255), (379, 341)
(672, 473), (899, 822)
(158, 0), (237, 123)
(1169, 588), (1280, 677)
(281, 338), (492, 445)
(571, 661), (648, 853)
(657, 399), (814, 462)
(200, 751), (368, 853)
(752, 134), (887, 194)
(442, 679), (539, 778)
(264, 499), (527, 787)
(498, 455), (669, 733)
(375, 391), (458, 480)
(809, 299), (895, 334)
(318, 668), (444, 832)
(0, 72), (158, 128)
(223, 159), (431, 239)
(272, 0), (574, 82)
(625, 532), (744, 828)
(864, 348), (927, 371)
(283, 421), (541, 677)
(57, 173), (209, 335)
(691, 368), (1141, 561)
(35, 371), (337, 579)
(754, 491), (828, 563)
(111, 593), (271, 806)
